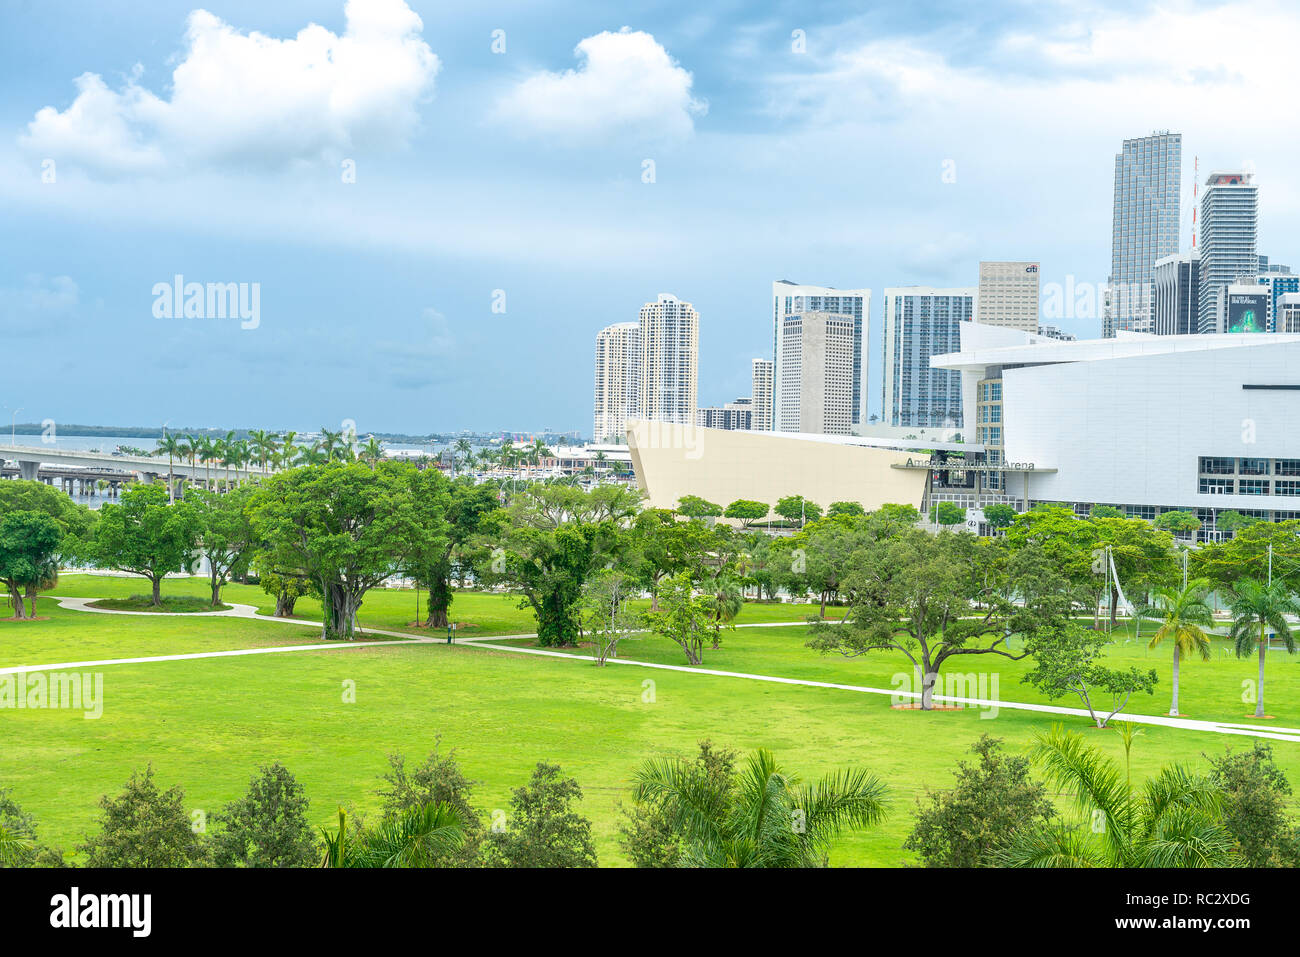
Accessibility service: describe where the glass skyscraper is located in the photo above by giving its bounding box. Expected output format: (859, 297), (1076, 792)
(881, 287), (975, 429)
(1107, 132), (1182, 337)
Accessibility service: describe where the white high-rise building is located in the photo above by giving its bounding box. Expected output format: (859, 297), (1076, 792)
(638, 294), (699, 426)
(882, 287), (976, 429)
(750, 358), (773, 431)
(1197, 171), (1259, 334)
(976, 261), (1040, 331)
(592, 322), (641, 443)
(772, 281), (870, 428)
(777, 311), (855, 435)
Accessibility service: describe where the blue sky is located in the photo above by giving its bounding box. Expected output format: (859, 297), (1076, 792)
(3, 0), (1298, 435)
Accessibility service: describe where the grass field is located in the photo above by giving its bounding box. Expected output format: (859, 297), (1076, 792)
(3, 573), (1300, 866)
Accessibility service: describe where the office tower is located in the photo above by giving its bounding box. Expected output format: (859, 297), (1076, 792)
(772, 281), (870, 427)
(1108, 132), (1182, 336)
(750, 358), (773, 431)
(1197, 170), (1259, 334)
(777, 311), (855, 435)
(592, 322), (641, 443)
(881, 287), (975, 428)
(695, 398), (753, 431)
(638, 293), (699, 426)
(976, 261), (1040, 331)
(1152, 251), (1200, 335)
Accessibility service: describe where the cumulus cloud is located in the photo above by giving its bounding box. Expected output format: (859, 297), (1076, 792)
(19, 0), (439, 175)
(493, 28), (706, 141)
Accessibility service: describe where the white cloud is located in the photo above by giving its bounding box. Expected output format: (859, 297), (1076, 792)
(19, 0), (439, 175)
(493, 28), (706, 141)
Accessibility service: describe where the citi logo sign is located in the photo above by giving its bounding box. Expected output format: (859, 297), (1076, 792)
(49, 887), (151, 937)
(1025, 265), (1039, 273)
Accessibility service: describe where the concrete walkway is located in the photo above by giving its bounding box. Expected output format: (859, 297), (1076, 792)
(12, 597), (1300, 745)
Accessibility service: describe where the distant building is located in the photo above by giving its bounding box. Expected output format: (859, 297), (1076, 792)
(1278, 293), (1300, 333)
(1152, 251), (1200, 335)
(976, 261), (1040, 331)
(638, 294), (699, 426)
(696, 398), (753, 431)
(592, 322), (641, 444)
(1108, 132), (1182, 336)
(1197, 171), (1259, 334)
(777, 311), (855, 435)
(1036, 325), (1077, 341)
(1254, 272), (1300, 331)
(882, 287), (975, 428)
(750, 358), (773, 431)
(772, 281), (870, 427)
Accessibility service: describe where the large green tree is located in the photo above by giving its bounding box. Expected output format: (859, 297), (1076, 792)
(249, 462), (434, 639)
(92, 484), (201, 606)
(189, 485), (257, 606)
(807, 530), (1076, 709)
(77, 766), (210, 867)
(408, 473), (494, 628)
(0, 511), (63, 619)
(482, 484), (635, 647)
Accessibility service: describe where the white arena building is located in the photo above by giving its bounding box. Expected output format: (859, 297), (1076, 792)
(630, 322), (1300, 540)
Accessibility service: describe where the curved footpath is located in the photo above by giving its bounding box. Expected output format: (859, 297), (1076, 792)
(4, 596), (1296, 745)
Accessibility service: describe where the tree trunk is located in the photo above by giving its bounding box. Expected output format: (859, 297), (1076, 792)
(322, 583), (358, 640)
(1170, 645), (1181, 715)
(1257, 625), (1267, 718)
(151, 576), (162, 607)
(920, 670), (936, 710)
(275, 593), (297, 617)
(424, 605), (449, 628)
(8, 584), (27, 620)
(24, 583), (38, 617)
(210, 574), (223, 607)
(820, 590), (827, 618)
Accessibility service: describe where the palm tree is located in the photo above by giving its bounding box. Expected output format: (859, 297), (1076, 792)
(247, 428), (275, 476)
(278, 431), (298, 471)
(361, 436), (384, 469)
(197, 435), (216, 490)
(997, 726), (1235, 867)
(454, 438), (472, 474)
(0, 822), (32, 867)
(154, 431), (184, 503)
(707, 573), (745, 649)
(1145, 578), (1214, 716)
(320, 803), (464, 868)
(1225, 578), (1299, 719)
(632, 748), (887, 867)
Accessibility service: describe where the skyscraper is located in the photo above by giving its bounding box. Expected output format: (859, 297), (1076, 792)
(772, 281), (870, 428)
(1108, 132), (1182, 337)
(750, 358), (773, 431)
(777, 311), (855, 435)
(638, 293), (699, 426)
(976, 261), (1040, 331)
(881, 287), (975, 429)
(1152, 251), (1199, 336)
(1197, 171), (1258, 333)
(592, 322), (640, 443)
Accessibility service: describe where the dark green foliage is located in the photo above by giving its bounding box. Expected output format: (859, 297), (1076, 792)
(904, 736), (1055, 866)
(212, 763), (319, 868)
(77, 765), (210, 867)
(484, 763), (597, 868)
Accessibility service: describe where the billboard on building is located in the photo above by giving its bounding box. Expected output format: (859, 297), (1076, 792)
(1227, 292), (1268, 333)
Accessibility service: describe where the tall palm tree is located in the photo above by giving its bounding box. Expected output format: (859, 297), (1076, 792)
(247, 428), (275, 476)
(197, 435), (217, 490)
(1226, 578), (1299, 718)
(997, 726), (1235, 867)
(1145, 578), (1214, 716)
(454, 438), (472, 474)
(632, 748), (887, 867)
(275, 431), (296, 470)
(154, 431), (184, 503)
(320, 803), (464, 868)
(361, 436), (384, 469)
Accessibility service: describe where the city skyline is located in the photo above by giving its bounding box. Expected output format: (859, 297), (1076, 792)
(5, 1), (1300, 434)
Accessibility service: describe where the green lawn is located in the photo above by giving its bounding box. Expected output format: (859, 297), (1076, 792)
(4, 578), (1300, 866)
